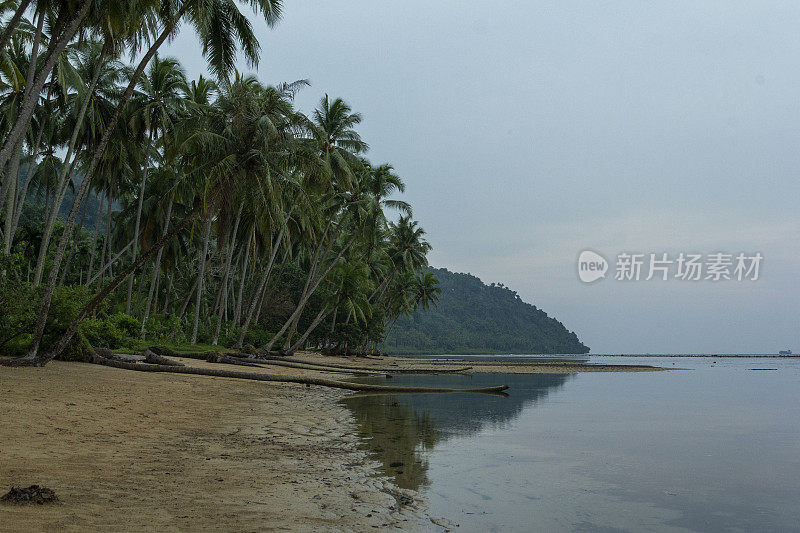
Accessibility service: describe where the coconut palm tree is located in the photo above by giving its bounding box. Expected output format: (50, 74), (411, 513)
(125, 54), (186, 313)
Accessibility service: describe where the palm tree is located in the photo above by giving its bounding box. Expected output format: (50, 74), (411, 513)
(305, 94), (368, 190)
(125, 54), (186, 313)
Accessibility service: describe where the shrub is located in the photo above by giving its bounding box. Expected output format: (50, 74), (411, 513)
(142, 314), (187, 345)
(242, 327), (272, 348)
(79, 317), (126, 349)
(110, 313), (140, 338)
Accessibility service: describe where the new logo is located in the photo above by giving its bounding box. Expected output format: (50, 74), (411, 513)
(578, 250), (608, 283)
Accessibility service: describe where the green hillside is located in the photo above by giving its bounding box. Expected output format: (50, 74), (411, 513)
(382, 267), (589, 355)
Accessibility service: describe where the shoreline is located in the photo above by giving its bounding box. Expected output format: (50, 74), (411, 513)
(1, 353), (666, 531)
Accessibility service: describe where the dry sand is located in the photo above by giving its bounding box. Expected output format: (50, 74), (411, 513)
(0, 360), (427, 532)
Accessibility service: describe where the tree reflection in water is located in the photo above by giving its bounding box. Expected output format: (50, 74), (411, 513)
(341, 372), (574, 490)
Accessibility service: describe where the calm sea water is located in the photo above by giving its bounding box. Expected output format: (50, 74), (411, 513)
(341, 356), (800, 532)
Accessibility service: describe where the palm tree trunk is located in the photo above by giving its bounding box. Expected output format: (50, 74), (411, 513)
(178, 276), (199, 320)
(212, 204), (242, 345)
(252, 247), (290, 327)
(151, 271), (161, 316)
(190, 214), (212, 345)
(233, 231), (252, 324)
(86, 238), (134, 286)
(329, 306), (338, 334)
(23, 2), (189, 361)
(99, 194), (113, 285)
(0, 3), (42, 210)
(162, 273), (173, 314)
(141, 186), (176, 337)
(2, 138), (21, 253)
(126, 130), (154, 313)
(10, 120), (47, 242)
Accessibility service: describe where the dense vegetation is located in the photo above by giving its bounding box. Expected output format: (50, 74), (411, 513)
(0, 0), (440, 365)
(383, 268), (589, 355)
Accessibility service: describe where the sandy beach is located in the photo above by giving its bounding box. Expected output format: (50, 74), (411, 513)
(0, 354), (663, 531)
(0, 359), (429, 532)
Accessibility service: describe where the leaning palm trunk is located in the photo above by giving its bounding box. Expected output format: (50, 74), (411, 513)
(3, 8), (44, 253)
(98, 194), (113, 285)
(24, 9), (188, 361)
(126, 131), (154, 313)
(31, 155), (79, 285)
(141, 186), (177, 337)
(190, 214), (212, 345)
(270, 222), (336, 352)
(0, 4), (43, 211)
(2, 139), (21, 252)
(58, 193), (90, 287)
(178, 276), (199, 321)
(86, 238), (134, 286)
(212, 204), (242, 345)
(31, 44), (107, 286)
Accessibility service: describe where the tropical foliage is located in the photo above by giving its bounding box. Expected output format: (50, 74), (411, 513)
(0, 0), (438, 364)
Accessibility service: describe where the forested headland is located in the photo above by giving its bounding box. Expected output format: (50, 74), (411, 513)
(382, 267), (590, 355)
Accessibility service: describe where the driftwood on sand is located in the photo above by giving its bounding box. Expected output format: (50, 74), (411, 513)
(94, 352), (508, 394)
(143, 349), (185, 366)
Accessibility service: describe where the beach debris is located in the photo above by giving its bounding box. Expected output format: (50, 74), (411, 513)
(1, 485), (58, 505)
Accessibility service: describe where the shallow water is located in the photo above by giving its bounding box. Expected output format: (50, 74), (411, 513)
(341, 356), (800, 532)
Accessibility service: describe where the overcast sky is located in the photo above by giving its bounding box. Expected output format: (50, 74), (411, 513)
(166, 1), (800, 354)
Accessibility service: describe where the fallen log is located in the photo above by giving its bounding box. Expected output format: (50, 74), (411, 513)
(204, 353), (266, 368)
(143, 349), (185, 366)
(93, 355), (508, 394)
